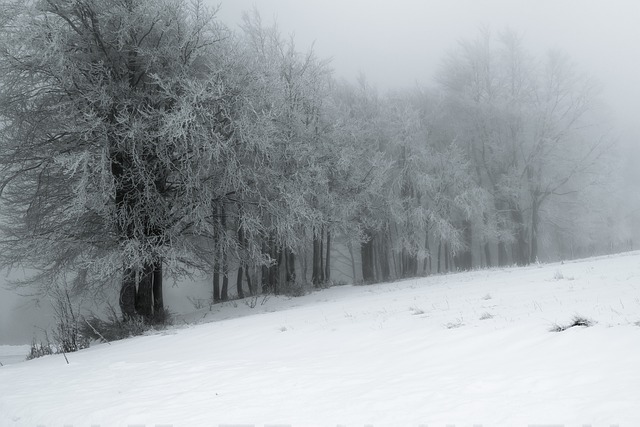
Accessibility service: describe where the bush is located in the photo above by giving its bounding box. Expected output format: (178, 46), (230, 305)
(26, 284), (90, 361)
(51, 287), (89, 353)
(550, 315), (595, 332)
(278, 281), (310, 297)
(26, 336), (54, 361)
(81, 304), (172, 343)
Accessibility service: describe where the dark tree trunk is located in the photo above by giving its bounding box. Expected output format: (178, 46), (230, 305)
(312, 231), (322, 287)
(444, 242), (449, 272)
(118, 258), (164, 324)
(348, 241), (357, 283)
(213, 204), (221, 303)
(220, 204), (228, 300)
(373, 238), (381, 282)
(246, 266), (256, 296)
(360, 231), (375, 283)
(236, 265), (244, 299)
(152, 261), (164, 323)
(378, 233), (390, 281)
(402, 250), (407, 277)
(236, 225), (245, 299)
(484, 242), (492, 268)
(120, 266), (137, 321)
(221, 264), (229, 300)
(325, 229), (331, 283)
(530, 197), (540, 263)
(261, 241), (269, 293)
(262, 237), (279, 294)
(286, 250), (296, 284)
(459, 220), (473, 271)
(319, 227), (325, 283)
(302, 247), (308, 284)
(511, 205), (528, 265)
(437, 241), (442, 274)
(212, 262), (220, 303)
(135, 263), (154, 320)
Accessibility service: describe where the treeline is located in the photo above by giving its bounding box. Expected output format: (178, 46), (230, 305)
(0, 1), (619, 323)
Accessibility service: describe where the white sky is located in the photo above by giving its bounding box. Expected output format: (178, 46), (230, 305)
(214, 0), (640, 135)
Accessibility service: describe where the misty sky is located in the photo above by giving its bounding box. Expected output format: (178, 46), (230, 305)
(215, 0), (640, 133)
(2, 0), (640, 345)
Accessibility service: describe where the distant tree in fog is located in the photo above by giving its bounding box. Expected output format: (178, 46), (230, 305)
(438, 29), (611, 264)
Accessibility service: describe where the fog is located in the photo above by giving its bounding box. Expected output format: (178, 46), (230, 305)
(1, 0), (639, 345)
(216, 0), (640, 129)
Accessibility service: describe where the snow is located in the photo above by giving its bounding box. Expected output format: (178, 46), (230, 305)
(0, 346), (28, 367)
(1, 252), (640, 426)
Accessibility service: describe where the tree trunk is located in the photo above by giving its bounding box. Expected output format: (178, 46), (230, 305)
(484, 242), (492, 268)
(360, 231), (375, 283)
(312, 232), (321, 287)
(261, 240), (271, 294)
(347, 241), (357, 283)
(444, 242), (449, 272)
(498, 241), (508, 266)
(221, 259), (229, 301)
(120, 266), (137, 321)
(287, 249), (296, 284)
(212, 204), (221, 303)
(152, 261), (164, 323)
(378, 233), (390, 281)
(301, 246), (308, 284)
(221, 204), (228, 300)
(511, 205), (528, 265)
(423, 230), (430, 275)
(236, 265), (244, 299)
(262, 237), (279, 294)
(373, 237), (380, 282)
(325, 229), (331, 283)
(212, 262), (220, 303)
(236, 224), (245, 299)
(135, 263), (153, 320)
(319, 227), (325, 283)
(459, 220), (473, 271)
(246, 266), (256, 296)
(530, 197), (540, 263)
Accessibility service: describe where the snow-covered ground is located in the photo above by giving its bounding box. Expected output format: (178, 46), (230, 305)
(0, 346), (28, 367)
(1, 252), (640, 427)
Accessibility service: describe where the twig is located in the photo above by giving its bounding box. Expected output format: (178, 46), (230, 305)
(84, 318), (111, 345)
(62, 351), (69, 365)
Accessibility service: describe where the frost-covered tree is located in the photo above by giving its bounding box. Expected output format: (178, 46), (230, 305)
(0, 0), (239, 321)
(236, 10), (335, 292)
(438, 29), (610, 265)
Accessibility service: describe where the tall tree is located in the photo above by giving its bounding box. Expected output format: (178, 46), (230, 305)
(0, 0), (237, 321)
(438, 29), (609, 265)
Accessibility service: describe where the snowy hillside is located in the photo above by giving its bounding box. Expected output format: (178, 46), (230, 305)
(0, 346), (28, 367)
(1, 252), (640, 426)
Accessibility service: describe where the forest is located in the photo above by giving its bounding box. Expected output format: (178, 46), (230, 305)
(0, 0), (625, 325)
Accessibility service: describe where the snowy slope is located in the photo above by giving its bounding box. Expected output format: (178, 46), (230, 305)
(1, 252), (640, 426)
(0, 346), (28, 367)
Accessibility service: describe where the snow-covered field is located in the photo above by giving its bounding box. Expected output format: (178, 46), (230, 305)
(1, 252), (640, 427)
(0, 346), (28, 367)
